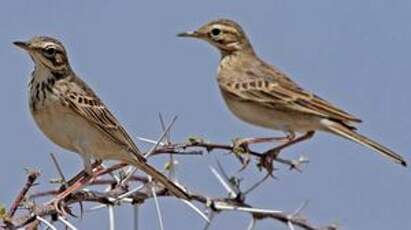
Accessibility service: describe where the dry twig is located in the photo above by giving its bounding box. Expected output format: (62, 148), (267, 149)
(2, 118), (335, 230)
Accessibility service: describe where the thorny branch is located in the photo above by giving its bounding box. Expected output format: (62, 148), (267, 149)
(3, 170), (336, 230)
(1, 118), (334, 230)
(7, 170), (40, 218)
(151, 137), (310, 173)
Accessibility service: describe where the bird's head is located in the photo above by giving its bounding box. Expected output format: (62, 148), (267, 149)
(14, 36), (70, 72)
(178, 18), (254, 55)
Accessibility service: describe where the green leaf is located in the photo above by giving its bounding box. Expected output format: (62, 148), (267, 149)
(187, 136), (205, 145)
(0, 203), (7, 220)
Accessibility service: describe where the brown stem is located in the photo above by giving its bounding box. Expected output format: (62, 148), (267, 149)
(8, 170), (40, 218)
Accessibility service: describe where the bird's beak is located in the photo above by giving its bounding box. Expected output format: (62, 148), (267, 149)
(13, 41), (31, 51)
(177, 31), (201, 38)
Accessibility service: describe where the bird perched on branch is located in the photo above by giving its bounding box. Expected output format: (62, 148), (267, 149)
(14, 36), (189, 200)
(178, 18), (407, 167)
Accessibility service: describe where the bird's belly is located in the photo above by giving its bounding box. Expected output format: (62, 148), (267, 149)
(31, 102), (122, 159)
(222, 94), (321, 133)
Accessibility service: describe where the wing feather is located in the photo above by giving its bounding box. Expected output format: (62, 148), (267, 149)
(61, 76), (142, 155)
(219, 65), (362, 123)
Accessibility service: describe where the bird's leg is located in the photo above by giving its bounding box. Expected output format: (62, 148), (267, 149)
(270, 131), (314, 152)
(260, 131), (315, 173)
(234, 134), (293, 147)
(64, 160), (103, 187)
(52, 159), (104, 216)
(232, 134), (294, 170)
(233, 133), (294, 153)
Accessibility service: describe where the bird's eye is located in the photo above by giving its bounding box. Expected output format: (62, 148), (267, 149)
(43, 47), (56, 57)
(211, 28), (221, 37)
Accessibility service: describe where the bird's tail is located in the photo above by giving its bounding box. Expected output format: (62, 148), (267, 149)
(321, 119), (407, 167)
(129, 157), (190, 200)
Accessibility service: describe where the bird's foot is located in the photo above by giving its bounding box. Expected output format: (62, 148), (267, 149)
(258, 147), (281, 175)
(258, 132), (315, 173)
(232, 138), (252, 168)
(232, 136), (291, 170)
(50, 175), (90, 216)
(50, 166), (103, 216)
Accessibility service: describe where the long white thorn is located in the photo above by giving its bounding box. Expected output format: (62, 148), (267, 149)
(244, 173), (270, 195)
(133, 205), (139, 230)
(215, 158), (240, 194)
(209, 166), (237, 198)
(122, 117), (178, 185)
(203, 211), (215, 230)
(158, 113), (170, 144)
(117, 185), (145, 200)
(108, 205), (115, 230)
(181, 199), (210, 223)
(287, 221), (296, 230)
(145, 115), (178, 158)
(49, 153), (67, 186)
(58, 216), (78, 230)
(292, 200), (309, 217)
(212, 202), (283, 215)
(36, 216), (57, 230)
(87, 204), (107, 212)
(136, 137), (166, 146)
(151, 182), (165, 230)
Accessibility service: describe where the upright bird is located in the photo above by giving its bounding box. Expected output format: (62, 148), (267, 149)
(14, 36), (189, 199)
(178, 19), (407, 167)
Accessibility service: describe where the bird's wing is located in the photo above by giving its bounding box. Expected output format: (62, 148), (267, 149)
(219, 62), (361, 124)
(60, 76), (142, 156)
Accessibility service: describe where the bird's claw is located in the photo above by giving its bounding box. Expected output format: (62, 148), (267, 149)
(50, 197), (70, 217)
(231, 138), (252, 169)
(258, 148), (280, 175)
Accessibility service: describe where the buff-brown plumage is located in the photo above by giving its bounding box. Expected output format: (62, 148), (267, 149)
(179, 19), (406, 166)
(15, 36), (190, 199)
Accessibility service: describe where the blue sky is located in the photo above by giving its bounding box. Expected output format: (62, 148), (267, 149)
(1, 1), (410, 229)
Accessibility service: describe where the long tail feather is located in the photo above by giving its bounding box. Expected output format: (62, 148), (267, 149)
(130, 158), (190, 200)
(321, 119), (407, 167)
